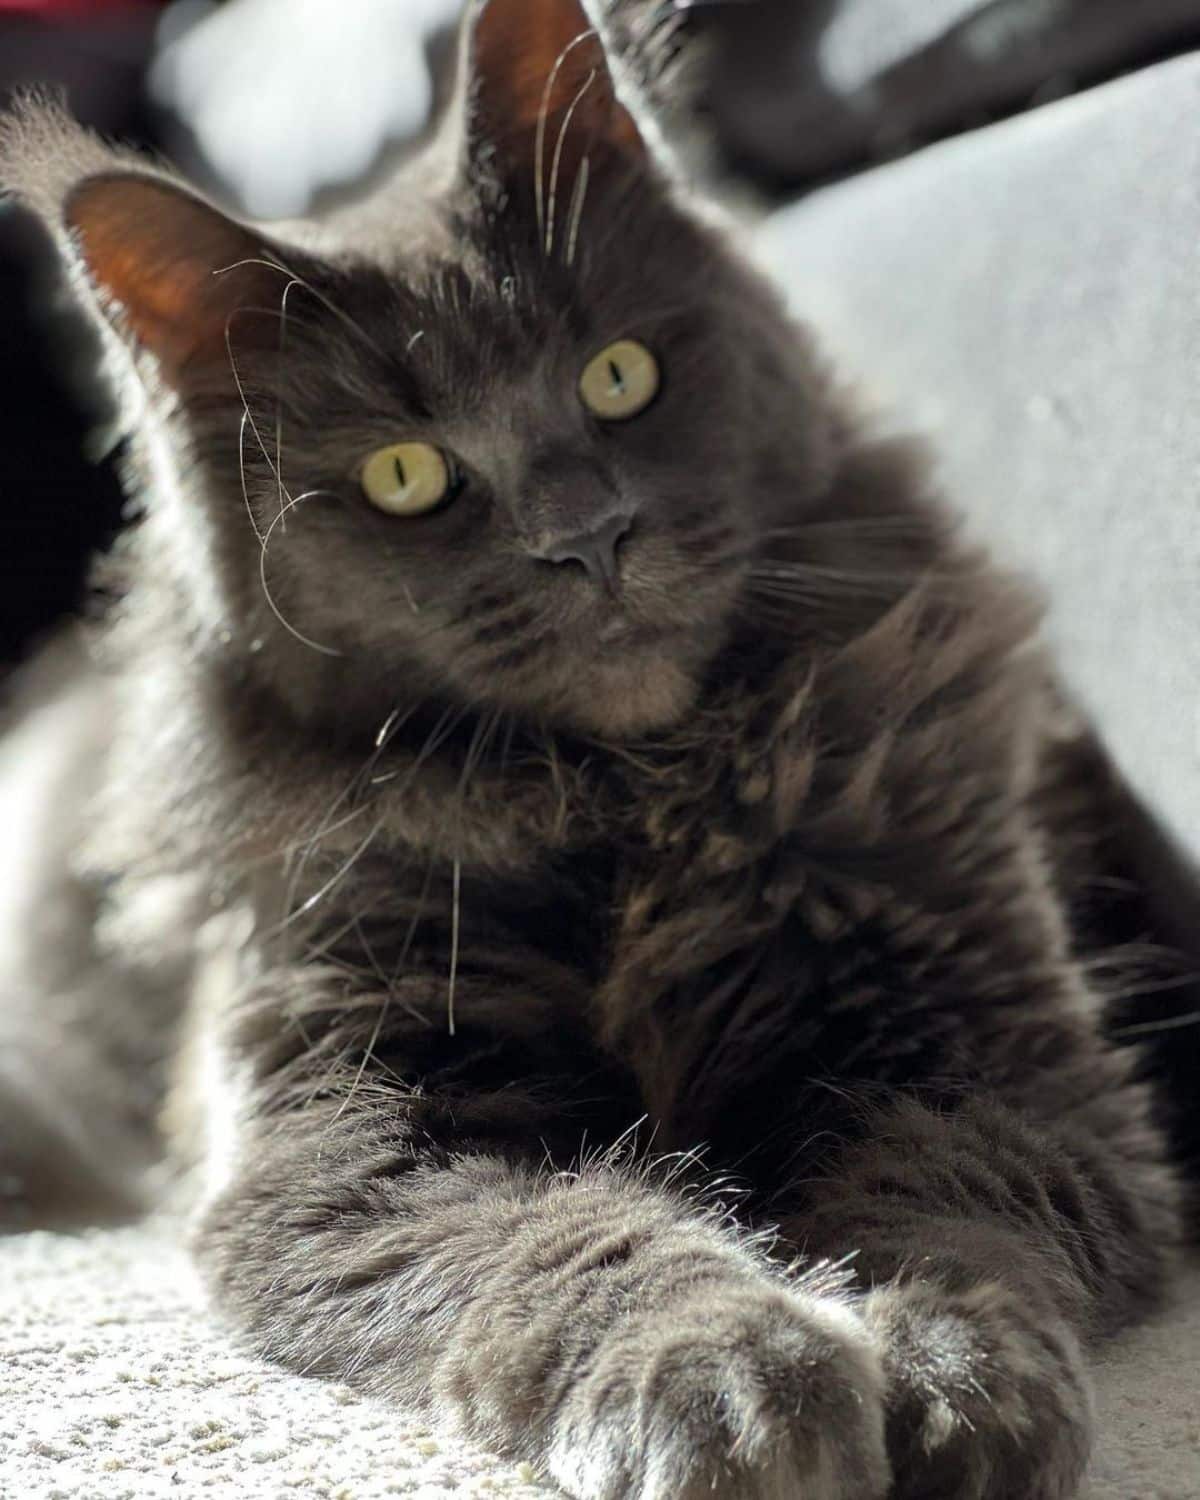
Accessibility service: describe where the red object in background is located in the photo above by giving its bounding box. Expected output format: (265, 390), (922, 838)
(0, 0), (162, 13)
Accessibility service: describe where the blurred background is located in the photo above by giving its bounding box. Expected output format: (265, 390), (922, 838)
(4, 0), (1200, 671)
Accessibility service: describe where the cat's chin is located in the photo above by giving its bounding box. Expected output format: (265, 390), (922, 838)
(526, 648), (703, 739)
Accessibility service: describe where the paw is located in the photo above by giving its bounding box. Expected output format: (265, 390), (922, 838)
(864, 1281), (1093, 1500)
(546, 1280), (891, 1500)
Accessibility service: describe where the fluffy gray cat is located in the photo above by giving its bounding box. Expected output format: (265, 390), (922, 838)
(0, 1), (1184, 1496)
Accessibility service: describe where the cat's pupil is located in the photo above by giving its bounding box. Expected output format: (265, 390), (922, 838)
(394, 457), (407, 490)
(607, 359), (625, 393)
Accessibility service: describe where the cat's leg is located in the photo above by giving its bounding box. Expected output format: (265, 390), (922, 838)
(769, 1066), (1179, 1500)
(191, 971), (892, 1500)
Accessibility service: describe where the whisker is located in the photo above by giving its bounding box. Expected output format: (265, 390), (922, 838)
(284, 803), (374, 862)
(447, 856), (462, 1036)
(329, 914), (428, 1126)
(237, 409), (265, 545)
(533, 28), (597, 249)
(214, 255), (388, 361)
(225, 317), (285, 495)
(565, 154), (591, 268)
(752, 562), (928, 584)
(443, 706), (503, 1035)
(281, 702), (419, 916)
(275, 276), (304, 531)
(227, 321), (346, 657)
(299, 909), (365, 965)
(1110, 1007), (1200, 1038)
(389, 853), (438, 988)
(257, 490), (345, 657)
(546, 68), (597, 258)
(758, 517), (934, 541)
(281, 815), (385, 931)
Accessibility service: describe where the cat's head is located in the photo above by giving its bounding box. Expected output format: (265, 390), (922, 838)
(1, 0), (833, 739)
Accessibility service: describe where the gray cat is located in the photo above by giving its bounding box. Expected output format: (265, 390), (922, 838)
(0, 1), (1183, 1496)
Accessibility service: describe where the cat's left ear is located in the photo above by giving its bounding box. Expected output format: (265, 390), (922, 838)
(62, 171), (291, 385)
(0, 101), (295, 388)
(466, 0), (646, 195)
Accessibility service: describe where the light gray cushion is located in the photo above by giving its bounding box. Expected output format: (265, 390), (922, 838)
(758, 54), (1200, 867)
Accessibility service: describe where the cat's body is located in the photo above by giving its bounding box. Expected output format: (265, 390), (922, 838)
(0, 2), (1186, 1496)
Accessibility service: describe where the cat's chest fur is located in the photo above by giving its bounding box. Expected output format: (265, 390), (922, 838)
(115, 562), (1048, 1167)
(295, 625), (1020, 1039)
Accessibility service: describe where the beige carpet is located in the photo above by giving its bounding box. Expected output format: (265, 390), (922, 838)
(2, 1220), (1196, 1498)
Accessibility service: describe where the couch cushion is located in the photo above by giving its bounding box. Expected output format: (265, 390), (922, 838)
(757, 55), (1200, 866)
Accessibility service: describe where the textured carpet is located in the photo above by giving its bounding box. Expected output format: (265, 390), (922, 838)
(2, 1222), (1197, 1498)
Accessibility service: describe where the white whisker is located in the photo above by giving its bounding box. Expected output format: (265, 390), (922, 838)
(375, 707), (402, 748)
(447, 856), (461, 1037)
(565, 154), (591, 267)
(281, 802), (372, 859)
(547, 69), (596, 258)
(257, 490), (345, 657)
(214, 255), (388, 361)
(275, 276), (304, 531)
(225, 319), (285, 494)
(279, 700), (416, 924)
(237, 409), (265, 545)
(284, 816), (384, 929)
(329, 917), (413, 1126)
(533, 28), (597, 250)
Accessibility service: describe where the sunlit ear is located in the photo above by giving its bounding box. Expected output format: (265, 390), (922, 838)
(64, 172), (284, 381)
(469, 0), (645, 195)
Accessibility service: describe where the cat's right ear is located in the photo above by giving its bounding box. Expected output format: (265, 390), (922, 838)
(0, 99), (292, 389)
(463, 0), (648, 200)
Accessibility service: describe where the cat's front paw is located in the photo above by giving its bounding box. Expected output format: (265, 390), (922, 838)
(864, 1281), (1092, 1500)
(546, 1280), (891, 1500)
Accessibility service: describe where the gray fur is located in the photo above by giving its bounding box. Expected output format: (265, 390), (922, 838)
(0, 2), (1183, 1495)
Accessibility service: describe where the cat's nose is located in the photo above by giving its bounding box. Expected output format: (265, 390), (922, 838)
(535, 510), (634, 592)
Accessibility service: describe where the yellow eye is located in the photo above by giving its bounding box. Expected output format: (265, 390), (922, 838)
(579, 339), (660, 421)
(360, 442), (455, 516)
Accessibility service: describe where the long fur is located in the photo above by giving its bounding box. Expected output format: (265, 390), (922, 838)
(0, 4), (1185, 1497)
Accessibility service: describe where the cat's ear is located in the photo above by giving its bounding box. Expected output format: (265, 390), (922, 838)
(467, 0), (646, 189)
(62, 172), (285, 383)
(0, 100), (288, 386)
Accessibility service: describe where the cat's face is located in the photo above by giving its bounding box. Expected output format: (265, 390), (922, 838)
(13, 0), (825, 737)
(195, 174), (775, 736)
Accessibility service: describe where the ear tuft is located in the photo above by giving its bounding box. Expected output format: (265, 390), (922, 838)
(0, 91), (117, 223)
(2, 96), (285, 384)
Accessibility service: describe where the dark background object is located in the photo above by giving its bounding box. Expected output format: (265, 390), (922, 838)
(0, 8), (162, 670)
(695, 0), (1200, 190)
